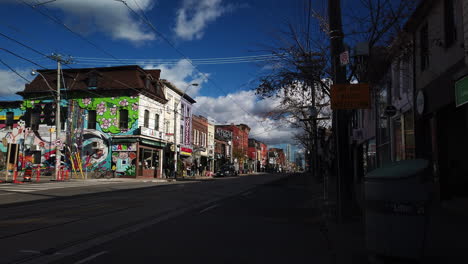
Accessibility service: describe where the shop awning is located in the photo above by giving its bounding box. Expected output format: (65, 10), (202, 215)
(140, 138), (166, 148)
(111, 138), (138, 143)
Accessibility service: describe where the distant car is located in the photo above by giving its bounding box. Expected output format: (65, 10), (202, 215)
(215, 165), (238, 177)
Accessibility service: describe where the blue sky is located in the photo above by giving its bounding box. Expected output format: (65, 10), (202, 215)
(0, 0), (328, 149)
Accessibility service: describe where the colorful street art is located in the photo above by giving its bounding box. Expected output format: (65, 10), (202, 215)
(1, 96), (142, 177)
(76, 96), (139, 134)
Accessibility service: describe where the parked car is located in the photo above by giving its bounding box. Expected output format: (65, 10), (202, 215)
(215, 165), (238, 177)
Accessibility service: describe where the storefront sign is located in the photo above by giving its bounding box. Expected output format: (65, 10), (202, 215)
(215, 128), (232, 141)
(455, 75), (468, 107)
(181, 147), (192, 156)
(331, 83), (371, 109)
(112, 143), (137, 151)
(184, 118), (191, 145)
(140, 127), (165, 140)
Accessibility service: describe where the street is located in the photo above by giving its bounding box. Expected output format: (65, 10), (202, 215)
(0, 173), (334, 264)
(51, 173), (331, 264)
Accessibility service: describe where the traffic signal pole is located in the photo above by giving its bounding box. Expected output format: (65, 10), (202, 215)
(328, 0), (351, 222)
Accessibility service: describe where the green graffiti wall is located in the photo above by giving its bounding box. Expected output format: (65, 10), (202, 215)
(76, 96), (139, 134)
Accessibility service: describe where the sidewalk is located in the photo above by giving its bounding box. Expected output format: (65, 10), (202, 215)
(320, 182), (468, 263)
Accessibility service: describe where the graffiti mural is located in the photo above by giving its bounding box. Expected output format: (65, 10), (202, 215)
(110, 143), (137, 176)
(76, 96), (139, 134)
(79, 129), (111, 172)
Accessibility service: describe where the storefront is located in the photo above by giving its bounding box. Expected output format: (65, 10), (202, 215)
(111, 137), (164, 178)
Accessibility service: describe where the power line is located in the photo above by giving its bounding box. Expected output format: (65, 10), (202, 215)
(0, 47), (48, 69)
(0, 58), (31, 83)
(17, 0), (123, 62)
(115, 0), (269, 131)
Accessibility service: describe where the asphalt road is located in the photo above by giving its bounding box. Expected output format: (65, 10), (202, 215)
(51, 174), (332, 264)
(0, 173), (292, 264)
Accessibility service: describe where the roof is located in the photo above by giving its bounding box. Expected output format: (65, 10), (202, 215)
(18, 65), (167, 103)
(0, 101), (23, 109)
(160, 79), (196, 104)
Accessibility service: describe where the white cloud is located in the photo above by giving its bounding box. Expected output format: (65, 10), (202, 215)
(0, 69), (29, 97)
(5, 0), (156, 43)
(194, 90), (303, 145)
(174, 0), (234, 40)
(143, 59), (208, 97)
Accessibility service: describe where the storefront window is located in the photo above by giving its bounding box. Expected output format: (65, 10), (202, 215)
(403, 110), (415, 159)
(139, 148), (160, 173)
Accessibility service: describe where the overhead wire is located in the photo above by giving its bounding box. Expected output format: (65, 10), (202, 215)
(115, 0), (271, 131)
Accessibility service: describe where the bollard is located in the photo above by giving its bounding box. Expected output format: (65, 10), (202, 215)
(36, 167), (40, 182)
(65, 170), (69, 181)
(13, 168), (22, 184)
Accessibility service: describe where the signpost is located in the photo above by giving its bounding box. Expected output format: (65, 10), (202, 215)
(331, 83), (371, 109)
(384, 105), (398, 117)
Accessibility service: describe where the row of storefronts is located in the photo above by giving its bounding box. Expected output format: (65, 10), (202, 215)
(349, 0), (468, 201)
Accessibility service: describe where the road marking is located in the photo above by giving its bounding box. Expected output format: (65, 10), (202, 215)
(242, 190), (253, 197)
(20, 250), (41, 254)
(199, 204), (218, 214)
(74, 251), (108, 264)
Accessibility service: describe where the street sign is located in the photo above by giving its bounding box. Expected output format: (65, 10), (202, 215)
(55, 139), (62, 147)
(331, 83), (371, 109)
(340, 50), (349, 66)
(455, 75), (468, 107)
(384, 105), (398, 117)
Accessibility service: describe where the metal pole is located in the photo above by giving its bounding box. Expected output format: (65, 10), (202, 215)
(173, 105), (178, 178)
(329, 0), (349, 221)
(55, 59), (61, 181)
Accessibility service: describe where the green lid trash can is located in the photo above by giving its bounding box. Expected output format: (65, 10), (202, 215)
(365, 159), (431, 261)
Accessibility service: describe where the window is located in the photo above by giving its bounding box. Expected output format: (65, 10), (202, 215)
(444, 0), (457, 47)
(88, 110), (97, 129)
(119, 109), (128, 129)
(180, 125), (184, 144)
(88, 73), (98, 89)
(33, 151), (41, 164)
(6, 112), (14, 127)
(144, 110), (149, 128)
(30, 111), (40, 131)
(420, 23), (429, 71)
(154, 114), (159, 130)
(181, 104), (185, 120)
(393, 61), (400, 99)
(61, 106), (68, 130)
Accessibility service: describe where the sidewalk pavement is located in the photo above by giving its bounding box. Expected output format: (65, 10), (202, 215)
(319, 180), (468, 264)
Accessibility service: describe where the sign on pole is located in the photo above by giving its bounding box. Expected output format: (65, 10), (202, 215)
(340, 50), (349, 66)
(331, 83), (371, 109)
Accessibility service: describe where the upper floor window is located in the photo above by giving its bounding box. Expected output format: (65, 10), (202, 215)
(154, 114), (160, 130)
(30, 111), (40, 131)
(88, 73), (98, 89)
(444, 0), (457, 48)
(6, 112), (14, 127)
(119, 109), (128, 129)
(88, 110), (97, 129)
(181, 104), (185, 120)
(144, 110), (149, 128)
(420, 23), (429, 71)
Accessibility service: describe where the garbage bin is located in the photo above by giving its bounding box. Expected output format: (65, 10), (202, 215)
(365, 159), (431, 260)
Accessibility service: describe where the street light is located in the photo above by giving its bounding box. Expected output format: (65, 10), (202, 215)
(173, 83), (198, 178)
(31, 69), (62, 181)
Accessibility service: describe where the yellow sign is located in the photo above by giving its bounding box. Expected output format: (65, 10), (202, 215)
(331, 83), (371, 109)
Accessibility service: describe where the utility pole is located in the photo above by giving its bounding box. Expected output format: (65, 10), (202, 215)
(328, 0), (351, 221)
(48, 53), (72, 181)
